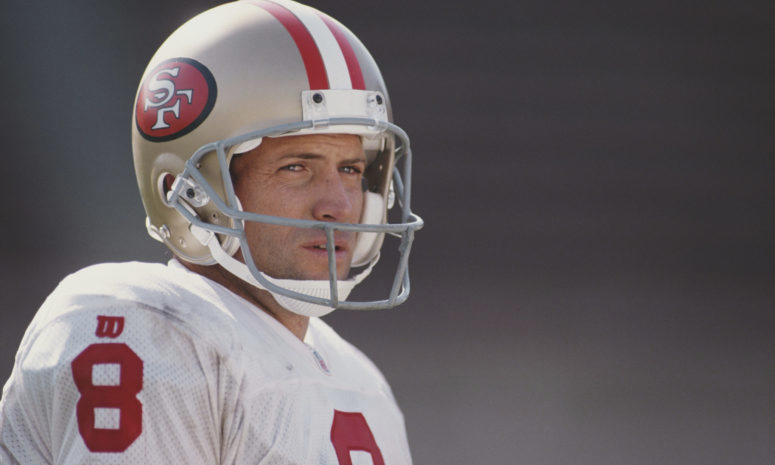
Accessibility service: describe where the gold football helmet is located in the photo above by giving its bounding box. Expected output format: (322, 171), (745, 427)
(132, 0), (422, 317)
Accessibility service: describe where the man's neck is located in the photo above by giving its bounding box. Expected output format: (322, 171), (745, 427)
(181, 261), (310, 341)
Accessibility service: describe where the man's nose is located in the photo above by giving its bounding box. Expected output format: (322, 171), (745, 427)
(311, 170), (357, 222)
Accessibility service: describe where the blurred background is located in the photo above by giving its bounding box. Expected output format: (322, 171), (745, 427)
(1, 0), (773, 463)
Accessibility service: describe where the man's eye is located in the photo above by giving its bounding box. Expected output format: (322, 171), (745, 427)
(280, 164), (304, 172)
(341, 166), (363, 175)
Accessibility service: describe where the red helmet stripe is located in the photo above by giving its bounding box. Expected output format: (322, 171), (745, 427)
(250, 0), (329, 90)
(319, 15), (366, 90)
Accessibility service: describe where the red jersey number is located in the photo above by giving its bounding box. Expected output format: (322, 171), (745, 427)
(71, 343), (143, 452)
(330, 410), (385, 465)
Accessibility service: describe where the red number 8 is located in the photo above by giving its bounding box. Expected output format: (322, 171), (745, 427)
(330, 410), (385, 465)
(71, 343), (143, 452)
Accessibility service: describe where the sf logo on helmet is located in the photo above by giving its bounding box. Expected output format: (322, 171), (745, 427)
(135, 57), (217, 142)
(144, 67), (193, 130)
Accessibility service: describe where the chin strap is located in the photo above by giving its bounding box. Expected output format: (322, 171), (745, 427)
(190, 224), (379, 317)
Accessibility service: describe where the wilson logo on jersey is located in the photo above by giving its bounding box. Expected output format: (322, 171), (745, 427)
(95, 315), (125, 338)
(135, 57), (217, 142)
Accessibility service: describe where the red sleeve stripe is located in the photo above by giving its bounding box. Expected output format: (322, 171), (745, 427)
(319, 15), (366, 90)
(248, 0), (329, 90)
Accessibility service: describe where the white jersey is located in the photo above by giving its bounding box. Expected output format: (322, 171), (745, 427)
(0, 261), (411, 465)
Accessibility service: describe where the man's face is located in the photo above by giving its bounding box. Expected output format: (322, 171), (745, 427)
(230, 134), (366, 281)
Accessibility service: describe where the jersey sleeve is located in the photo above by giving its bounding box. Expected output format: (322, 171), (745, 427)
(0, 297), (237, 465)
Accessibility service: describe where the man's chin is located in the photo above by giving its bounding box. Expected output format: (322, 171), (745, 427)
(244, 251), (353, 282)
(285, 269), (353, 282)
(259, 266), (352, 282)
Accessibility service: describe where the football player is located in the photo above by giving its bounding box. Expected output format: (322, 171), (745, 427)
(0, 1), (422, 463)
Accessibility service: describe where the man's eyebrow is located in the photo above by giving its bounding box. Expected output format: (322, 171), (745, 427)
(340, 157), (367, 165)
(276, 153), (366, 164)
(277, 153), (323, 161)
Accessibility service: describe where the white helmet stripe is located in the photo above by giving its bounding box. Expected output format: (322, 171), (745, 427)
(269, 0), (352, 89)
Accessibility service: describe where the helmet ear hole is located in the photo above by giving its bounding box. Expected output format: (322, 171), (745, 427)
(157, 173), (177, 207)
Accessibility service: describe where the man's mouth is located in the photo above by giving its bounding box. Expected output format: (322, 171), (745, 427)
(310, 244), (343, 251)
(302, 239), (349, 254)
